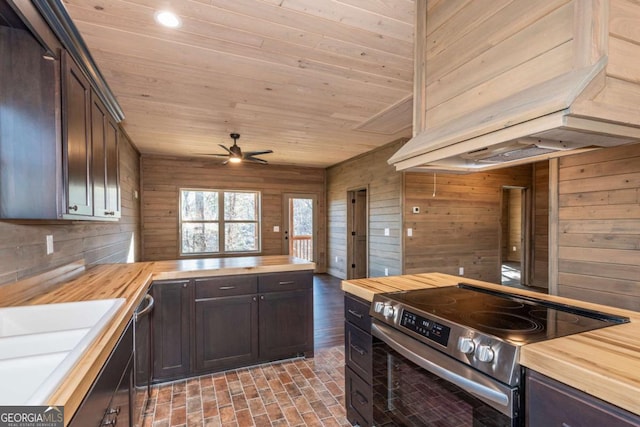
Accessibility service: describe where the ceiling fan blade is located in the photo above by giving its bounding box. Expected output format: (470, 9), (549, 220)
(199, 153), (230, 157)
(245, 156), (268, 164)
(218, 144), (232, 154)
(244, 149), (273, 157)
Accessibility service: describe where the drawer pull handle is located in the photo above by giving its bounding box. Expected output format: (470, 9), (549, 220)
(347, 309), (363, 319)
(279, 281), (295, 285)
(350, 343), (366, 356)
(219, 286), (236, 290)
(69, 205), (78, 211)
(353, 390), (368, 405)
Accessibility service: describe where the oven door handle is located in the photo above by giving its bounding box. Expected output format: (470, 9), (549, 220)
(372, 321), (516, 418)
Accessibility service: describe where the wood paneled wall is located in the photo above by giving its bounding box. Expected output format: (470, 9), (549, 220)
(0, 132), (141, 285)
(507, 189), (523, 262)
(556, 142), (640, 310)
(424, 0), (574, 130)
(403, 165), (533, 283)
(532, 162), (550, 288)
(140, 156), (326, 272)
(326, 140), (405, 279)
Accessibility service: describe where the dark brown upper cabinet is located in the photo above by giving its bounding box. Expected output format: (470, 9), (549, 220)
(0, 1), (123, 221)
(0, 20), (60, 219)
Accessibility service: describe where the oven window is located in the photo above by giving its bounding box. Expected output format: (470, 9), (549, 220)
(372, 342), (518, 427)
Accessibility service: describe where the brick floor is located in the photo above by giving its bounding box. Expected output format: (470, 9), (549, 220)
(142, 345), (349, 427)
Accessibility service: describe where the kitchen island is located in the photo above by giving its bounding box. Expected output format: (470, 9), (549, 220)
(342, 273), (640, 417)
(0, 255), (314, 425)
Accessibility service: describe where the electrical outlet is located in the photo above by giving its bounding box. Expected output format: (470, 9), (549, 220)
(459, 267), (464, 276)
(384, 228), (390, 236)
(407, 228), (413, 237)
(273, 225), (280, 232)
(512, 246), (517, 252)
(384, 268), (389, 276)
(46, 235), (54, 255)
(335, 256), (339, 263)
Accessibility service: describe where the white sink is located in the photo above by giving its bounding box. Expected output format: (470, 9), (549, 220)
(0, 298), (125, 405)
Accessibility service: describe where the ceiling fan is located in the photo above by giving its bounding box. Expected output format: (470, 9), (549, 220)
(208, 133), (273, 164)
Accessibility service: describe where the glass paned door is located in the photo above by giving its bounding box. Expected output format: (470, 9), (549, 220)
(284, 194), (315, 261)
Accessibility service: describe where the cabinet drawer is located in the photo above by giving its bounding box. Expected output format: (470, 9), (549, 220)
(527, 370), (640, 427)
(345, 322), (372, 382)
(345, 366), (373, 426)
(195, 275), (257, 299)
(344, 294), (371, 332)
(258, 271), (312, 293)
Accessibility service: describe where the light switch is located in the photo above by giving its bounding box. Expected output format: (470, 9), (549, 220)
(407, 228), (413, 237)
(384, 228), (390, 236)
(273, 226), (280, 232)
(46, 235), (54, 255)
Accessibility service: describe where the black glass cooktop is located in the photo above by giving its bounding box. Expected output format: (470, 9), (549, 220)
(386, 284), (629, 344)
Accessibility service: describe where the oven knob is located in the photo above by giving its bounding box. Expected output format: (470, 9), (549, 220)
(373, 301), (385, 313)
(382, 305), (395, 319)
(475, 345), (495, 363)
(458, 337), (475, 354)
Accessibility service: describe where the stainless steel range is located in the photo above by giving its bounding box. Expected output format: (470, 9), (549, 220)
(369, 284), (629, 426)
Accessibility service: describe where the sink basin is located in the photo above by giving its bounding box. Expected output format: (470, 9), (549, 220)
(0, 298), (125, 405)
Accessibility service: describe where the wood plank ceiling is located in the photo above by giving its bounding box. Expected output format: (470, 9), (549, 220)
(62, 0), (415, 167)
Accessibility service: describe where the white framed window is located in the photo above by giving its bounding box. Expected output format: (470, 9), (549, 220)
(179, 189), (261, 255)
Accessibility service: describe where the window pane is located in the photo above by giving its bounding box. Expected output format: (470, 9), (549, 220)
(292, 198), (313, 235)
(224, 192), (256, 220)
(182, 190), (218, 221)
(225, 223), (258, 252)
(182, 223), (219, 253)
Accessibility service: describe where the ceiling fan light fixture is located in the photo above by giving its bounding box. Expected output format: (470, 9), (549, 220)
(229, 156), (242, 163)
(155, 10), (181, 28)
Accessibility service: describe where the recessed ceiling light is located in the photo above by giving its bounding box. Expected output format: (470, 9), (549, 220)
(155, 10), (181, 28)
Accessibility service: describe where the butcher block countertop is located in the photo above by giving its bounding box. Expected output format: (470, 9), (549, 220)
(342, 273), (640, 416)
(0, 255), (314, 425)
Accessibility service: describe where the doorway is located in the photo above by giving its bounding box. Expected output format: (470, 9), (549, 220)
(283, 194), (316, 262)
(347, 188), (367, 279)
(500, 187), (531, 287)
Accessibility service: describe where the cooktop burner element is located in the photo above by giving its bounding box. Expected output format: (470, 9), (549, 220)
(370, 283), (629, 386)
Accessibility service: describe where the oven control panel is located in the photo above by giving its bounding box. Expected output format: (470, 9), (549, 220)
(400, 310), (450, 347)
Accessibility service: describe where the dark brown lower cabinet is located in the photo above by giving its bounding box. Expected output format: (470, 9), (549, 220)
(152, 270), (314, 384)
(70, 321), (133, 427)
(152, 279), (191, 382)
(344, 293), (373, 427)
(194, 294), (258, 372)
(526, 369), (640, 427)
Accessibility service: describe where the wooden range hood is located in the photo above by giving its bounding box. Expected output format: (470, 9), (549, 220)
(389, 0), (640, 172)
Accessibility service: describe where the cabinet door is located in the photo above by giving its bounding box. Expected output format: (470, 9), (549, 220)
(259, 288), (313, 360)
(194, 294), (258, 372)
(152, 280), (191, 381)
(91, 92), (120, 219)
(105, 118), (120, 217)
(91, 92), (107, 216)
(62, 52), (92, 216)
